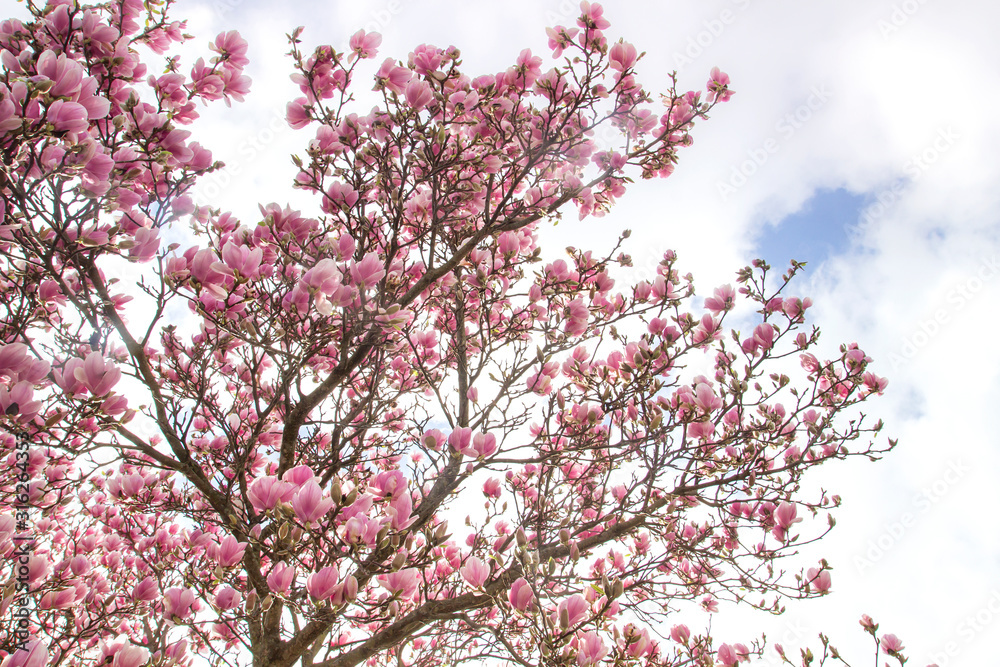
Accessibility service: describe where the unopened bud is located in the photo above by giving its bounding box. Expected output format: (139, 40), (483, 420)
(330, 478), (342, 504)
(391, 552), (406, 570)
(261, 594), (273, 611)
(560, 606), (570, 629)
(612, 578), (624, 599)
(278, 522), (290, 540)
(516, 527), (527, 548)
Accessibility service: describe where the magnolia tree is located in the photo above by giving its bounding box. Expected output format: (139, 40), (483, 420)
(0, 1), (926, 666)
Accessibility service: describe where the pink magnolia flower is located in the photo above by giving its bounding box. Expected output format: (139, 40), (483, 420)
(704, 284), (736, 314)
(508, 577), (535, 612)
(112, 644), (149, 667)
(805, 567), (832, 593)
(608, 41), (637, 71)
(881, 634), (904, 654)
(73, 352), (121, 396)
(2, 640), (48, 667)
(0, 382), (41, 422)
(331, 574), (358, 606)
(267, 562), (296, 593)
(163, 587), (196, 620)
(564, 298), (589, 337)
(404, 79), (434, 111)
(47, 99), (89, 133)
(282, 464), (319, 487)
(214, 585), (241, 610)
(716, 643), (738, 667)
(497, 231), (520, 257)
(460, 556), (489, 588)
(374, 58), (411, 94)
(670, 624), (691, 643)
(39, 588), (76, 609)
(307, 565), (340, 600)
(342, 514), (381, 548)
(214, 535), (247, 567)
(624, 624), (653, 657)
(773, 502), (802, 530)
(132, 576), (159, 602)
(210, 30), (249, 70)
(292, 480), (334, 524)
(707, 67), (733, 102)
(286, 97), (310, 128)
(469, 432), (497, 459)
(483, 477), (502, 498)
(378, 568), (419, 599)
(752, 323), (775, 351)
(448, 427), (472, 455)
(800, 353), (821, 374)
(349, 252), (386, 289)
(370, 470), (407, 498)
(247, 476), (294, 512)
(349, 30), (382, 62)
(221, 241), (263, 279)
(557, 594), (589, 627)
(386, 492), (416, 531)
(576, 631), (608, 666)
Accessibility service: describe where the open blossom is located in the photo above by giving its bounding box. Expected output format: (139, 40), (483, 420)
(307, 565), (340, 600)
(214, 585), (241, 610)
(716, 643), (739, 666)
(704, 284), (736, 314)
(292, 480), (334, 524)
(247, 476), (294, 512)
(881, 634), (904, 654)
(213, 535), (247, 567)
(113, 644), (149, 667)
(349, 30), (382, 62)
(460, 556), (489, 588)
(163, 587), (196, 620)
(73, 352), (121, 395)
(564, 298), (589, 337)
(608, 41), (637, 71)
(374, 58), (411, 94)
(483, 477), (502, 498)
(378, 568), (419, 599)
(556, 594), (589, 627)
(806, 567), (832, 593)
(3, 641), (48, 667)
(707, 66), (733, 102)
(575, 632), (608, 667)
(772, 501), (802, 540)
(267, 562), (296, 593)
(404, 79), (434, 110)
(508, 577), (535, 612)
(210, 30), (249, 70)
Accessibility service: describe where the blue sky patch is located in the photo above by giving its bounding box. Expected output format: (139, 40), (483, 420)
(752, 188), (867, 273)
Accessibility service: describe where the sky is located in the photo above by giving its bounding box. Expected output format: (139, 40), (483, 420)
(8, 0), (999, 663)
